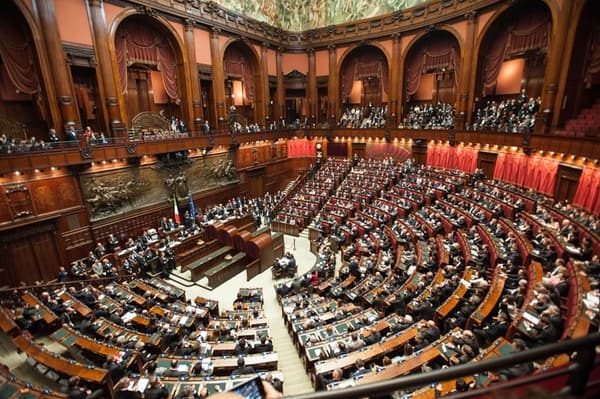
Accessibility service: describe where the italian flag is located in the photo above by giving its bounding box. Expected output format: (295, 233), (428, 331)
(173, 197), (181, 225)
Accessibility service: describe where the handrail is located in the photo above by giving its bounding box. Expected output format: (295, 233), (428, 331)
(286, 333), (600, 399)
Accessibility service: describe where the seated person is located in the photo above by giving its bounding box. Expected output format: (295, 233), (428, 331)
(231, 356), (255, 377)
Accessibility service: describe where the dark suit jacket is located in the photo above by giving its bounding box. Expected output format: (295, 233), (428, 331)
(144, 387), (169, 399)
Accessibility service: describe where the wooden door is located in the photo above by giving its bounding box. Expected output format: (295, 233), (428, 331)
(0, 222), (62, 287)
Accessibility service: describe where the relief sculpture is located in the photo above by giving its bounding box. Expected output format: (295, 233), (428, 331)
(82, 153), (239, 220)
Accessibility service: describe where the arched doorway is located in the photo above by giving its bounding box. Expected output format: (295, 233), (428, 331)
(473, 1), (551, 129)
(403, 30), (460, 127)
(114, 15), (186, 130)
(338, 45), (390, 127)
(223, 41), (262, 128)
(0, 1), (50, 140)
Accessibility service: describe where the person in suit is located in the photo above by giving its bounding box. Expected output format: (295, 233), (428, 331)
(252, 335), (274, 353)
(231, 357), (255, 377)
(114, 377), (141, 399)
(234, 338), (252, 356)
(163, 359), (187, 378)
(66, 376), (104, 399)
(316, 368), (343, 391)
(364, 326), (382, 346)
(144, 378), (169, 399)
(473, 312), (509, 345)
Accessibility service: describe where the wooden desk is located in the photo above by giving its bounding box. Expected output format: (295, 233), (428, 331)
(315, 325), (420, 377)
(58, 291), (92, 318)
(0, 307), (18, 335)
(12, 334), (109, 385)
(187, 246), (234, 281)
(328, 330), (460, 389)
(51, 326), (141, 370)
(468, 272), (507, 328)
(436, 268), (473, 321)
(155, 353), (278, 376)
(0, 368), (67, 399)
(205, 253), (247, 287)
(21, 293), (58, 325)
(149, 278), (186, 301)
(130, 280), (169, 303)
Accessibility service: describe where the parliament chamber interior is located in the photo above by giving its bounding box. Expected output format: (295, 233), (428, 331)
(1, 0), (600, 398)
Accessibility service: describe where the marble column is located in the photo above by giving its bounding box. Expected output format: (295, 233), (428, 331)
(210, 28), (226, 130)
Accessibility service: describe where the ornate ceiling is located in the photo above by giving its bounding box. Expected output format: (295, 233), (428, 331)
(213, 0), (429, 31)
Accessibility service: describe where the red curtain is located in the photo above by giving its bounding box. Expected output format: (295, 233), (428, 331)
(494, 153), (558, 195)
(493, 152), (530, 186)
(115, 20), (179, 100)
(482, 10), (550, 94)
(427, 145), (478, 172)
(287, 138), (316, 158)
(456, 147), (478, 172)
(0, 13), (40, 96)
(340, 47), (390, 100)
(573, 167), (600, 214)
(405, 37), (460, 98)
(224, 47), (255, 101)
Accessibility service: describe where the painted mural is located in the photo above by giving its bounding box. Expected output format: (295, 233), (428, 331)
(214, 0), (429, 31)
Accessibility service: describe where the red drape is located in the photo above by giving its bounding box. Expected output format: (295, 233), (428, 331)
(573, 167), (600, 215)
(115, 20), (179, 100)
(482, 11), (550, 94)
(224, 47), (255, 101)
(0, 14), (40, 96)
(405, 37), (460, 98)
(340, 47), (390, 100)
(426, 145), (477, 172)
(494, 153), (558, 195)
(287, 138), (316, 158)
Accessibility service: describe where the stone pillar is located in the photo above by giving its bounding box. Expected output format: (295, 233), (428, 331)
(536, 1), (574, 133)
(87, 0), (125, 136)
(276, 48), (285, 124)
(456, 11), (477, 130)
(184, 19), (204, 133)
(34, 0), (80, 132)
(210, 27), (227, 130)
(327, 44), (338, 125)
(308, 48), (317, 126)
(389, 33), (401, 128)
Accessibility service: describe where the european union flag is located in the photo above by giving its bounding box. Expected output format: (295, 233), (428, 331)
(189, 192), (196, 221)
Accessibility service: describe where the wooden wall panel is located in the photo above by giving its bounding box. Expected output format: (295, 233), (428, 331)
(28, 176), (81, 215)
(554, 164), (582, 204)
(477, 151), (498, 179)
(0, 186), (12, 224)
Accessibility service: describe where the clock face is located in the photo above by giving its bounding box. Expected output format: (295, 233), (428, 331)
(316, 143), (322, 150)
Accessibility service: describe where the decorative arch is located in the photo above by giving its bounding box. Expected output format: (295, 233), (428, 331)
(222, 39), (263, 123)
(108, 9), (191, 126)
(337, 44), (391, 107)
(403, 29), (462, 103)
(474, 0), (552, 97)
